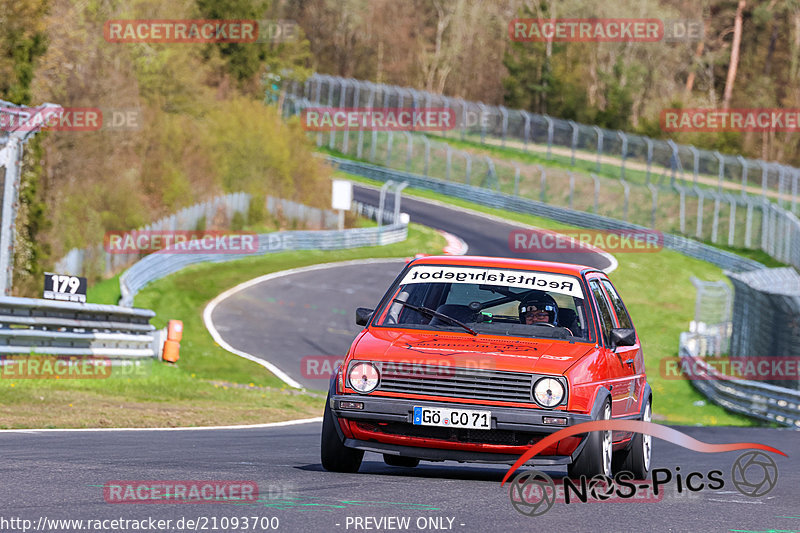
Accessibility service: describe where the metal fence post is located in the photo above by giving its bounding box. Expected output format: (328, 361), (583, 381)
(618, 131), (628, 179)
(689, 146), (700, 186)
(545, 115), (554, 160)
(356, 81), (373, 159)
(569, 120), (579, 166)
(758, 160), (770, 201)
(513, 162), (521, 196)
(648, 184), (658, 227)
(464, 151), (473, 185)
(714, 151), (725, 192)
(777, 165), (787, 208)
(377, 180), (395, 229)
(393, 182), (409, 224)
(477, 102), (488, 144)
(499, 106), (508, 147)
(593, 126), (603, 173)
(645, 138), (654, 184)
(485, 156), (498, 191)
(728, 197), (737, 247)
(696, 190), (705, 239)
(668, 140), (679, 187)
(737, 155), (748, 195)
(745, 201), (754, 248)
(522, 111), (532, 152)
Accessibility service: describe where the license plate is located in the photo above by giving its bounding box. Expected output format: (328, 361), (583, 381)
(412, 406), (491, 430)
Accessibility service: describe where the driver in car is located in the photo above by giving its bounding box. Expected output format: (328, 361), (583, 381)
(519, 292), (559, 326)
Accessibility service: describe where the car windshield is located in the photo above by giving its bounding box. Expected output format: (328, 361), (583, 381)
(374, 265), (592, 341)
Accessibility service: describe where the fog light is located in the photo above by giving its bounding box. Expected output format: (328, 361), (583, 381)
(543, 416), (568, 426)
(340, 401), (364, 410)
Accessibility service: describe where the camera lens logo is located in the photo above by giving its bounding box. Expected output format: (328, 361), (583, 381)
(731, 451), (778, 497)
(508, 470), (556, 516)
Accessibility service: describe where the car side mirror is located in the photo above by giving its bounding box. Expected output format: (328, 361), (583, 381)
(610, 328), (636, 348)
(355, 307), (374, 326)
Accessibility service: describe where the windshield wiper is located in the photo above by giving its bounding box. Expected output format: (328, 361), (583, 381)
(392, 299), (478, 336)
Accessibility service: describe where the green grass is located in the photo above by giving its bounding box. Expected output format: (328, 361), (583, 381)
(0, 223), (447, 429)
(337, 171), (759, 427)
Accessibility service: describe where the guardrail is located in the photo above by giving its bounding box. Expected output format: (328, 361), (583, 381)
(330, 156), (764, 273)
(119, 221), (408, 307)
(679, 332), (800, 428)
(0, 296), (160, 359)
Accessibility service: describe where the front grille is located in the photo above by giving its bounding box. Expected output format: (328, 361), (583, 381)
(373, 362), (534, 403)
(356, 421), (542, 446)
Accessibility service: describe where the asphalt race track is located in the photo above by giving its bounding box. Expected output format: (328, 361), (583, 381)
(209, 184), (613, 391)
(0, 424), (796, 532)
(2, 184), (797, 533)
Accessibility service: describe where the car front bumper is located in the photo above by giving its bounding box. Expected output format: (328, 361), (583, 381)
(329, 393), (595, 464)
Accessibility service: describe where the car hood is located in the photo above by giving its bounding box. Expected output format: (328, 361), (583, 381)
(352, 328), (595, 375)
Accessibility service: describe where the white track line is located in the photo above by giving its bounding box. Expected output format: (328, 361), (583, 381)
(0, 417), (323, 433)
(352, 181), (618, 274)
(204, 258), (407, 390)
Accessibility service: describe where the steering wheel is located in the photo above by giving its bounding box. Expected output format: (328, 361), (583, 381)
(536, 322), (556, 328)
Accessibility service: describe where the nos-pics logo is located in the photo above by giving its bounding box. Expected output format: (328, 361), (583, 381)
(502, 420), (783, 516)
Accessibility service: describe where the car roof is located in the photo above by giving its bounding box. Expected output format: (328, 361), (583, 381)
(410, 255), (600, 276)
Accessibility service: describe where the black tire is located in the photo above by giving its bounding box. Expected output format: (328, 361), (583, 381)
(383, 455), (420, 468)
(568, 399), (612, 479)
(320, 396), (364, 473)
(612, 397), (652, 479)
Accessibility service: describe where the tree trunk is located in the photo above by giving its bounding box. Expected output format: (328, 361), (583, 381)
(722, 0), (746, 109)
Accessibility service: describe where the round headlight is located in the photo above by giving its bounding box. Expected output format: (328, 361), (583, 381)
(348, 362), (379, 393)
(533, 377), (565, 408)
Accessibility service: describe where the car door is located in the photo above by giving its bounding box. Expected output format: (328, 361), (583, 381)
(586, 276), (635, 417)
(599, 278), (643, 416)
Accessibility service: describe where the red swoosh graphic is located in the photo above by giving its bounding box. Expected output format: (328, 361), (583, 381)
(500, 420), (786, 486)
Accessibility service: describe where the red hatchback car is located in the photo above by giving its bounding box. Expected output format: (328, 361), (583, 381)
(321, 256), (652, 479)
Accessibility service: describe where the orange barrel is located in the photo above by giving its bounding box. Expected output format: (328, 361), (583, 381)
(162, 339), (180, 363)
(167, 320), (183, 342)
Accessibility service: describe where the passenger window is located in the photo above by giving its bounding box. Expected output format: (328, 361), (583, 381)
(589, 280), (616, 346)
(600, 279), (634, 330)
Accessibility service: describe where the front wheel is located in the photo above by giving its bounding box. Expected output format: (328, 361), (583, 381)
(320, 396), (364, 473)
(568, 399), (612, 479)
(612, 398), (652, 479)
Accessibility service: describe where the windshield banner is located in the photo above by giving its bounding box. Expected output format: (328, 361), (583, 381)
(400, 266), (583, 298)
